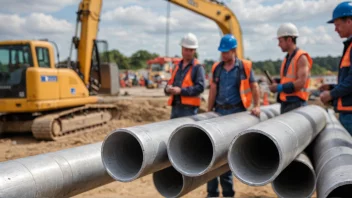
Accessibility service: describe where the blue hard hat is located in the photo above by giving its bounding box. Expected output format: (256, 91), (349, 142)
(327, 1), (352, 23)
(218, 34), (237, 52)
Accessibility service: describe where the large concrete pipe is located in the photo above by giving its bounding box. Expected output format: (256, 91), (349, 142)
(167, 104), (280, 177)
(153, 164), (229, 198)
(101, 112), (219, 182)
(260, 103), (281, 118)
(0, 142), (113, 198)
(228, 105), (326, 186)
(312, 109), (352, 198)
(272, 152), (316, 198)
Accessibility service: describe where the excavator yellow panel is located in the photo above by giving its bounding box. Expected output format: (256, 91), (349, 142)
(57, 68), (90, 99)
(26, 68), (60, 100)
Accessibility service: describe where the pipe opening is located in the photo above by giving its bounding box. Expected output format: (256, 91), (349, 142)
(272, 161), (315, 197)
(229, 132), (279, 185)
(153, 166), (183, 198)
(327, 184), (352, 197)
(102, 131), (143, 181)
(168, 126), (213, 175)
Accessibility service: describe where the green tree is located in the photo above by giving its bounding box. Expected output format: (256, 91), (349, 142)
(106, 50), (130, 70)
(129, 50), (159, 70)
(203, 59), (215, 73)
(311, 63), (327, 75)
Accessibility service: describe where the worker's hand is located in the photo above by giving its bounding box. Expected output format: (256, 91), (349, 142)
(269, 83), (278, 93)
(165, 85), (172, 94)
(318, 84), (330, 92)
(320, 91), (332, 105)
(251, 106), (261, 117)
(169, 87), (181, 95)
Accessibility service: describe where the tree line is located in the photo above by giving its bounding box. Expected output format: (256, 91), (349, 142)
(92, 49), (341, 76)
(204, 55), (341, 76)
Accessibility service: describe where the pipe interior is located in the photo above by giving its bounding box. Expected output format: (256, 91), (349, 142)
(102, 131), (143, 181)
(272, 161), (315, 197)
(168, 126), (213, 175)
(153, 166), (183, 198)
(327, 184), (352, 198)
(229, 132), (279, 184)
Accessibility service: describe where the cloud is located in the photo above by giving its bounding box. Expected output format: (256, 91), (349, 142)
(0, 13), (73, 37)
(229, 0), (345, 24)
(0, 0), (79, 13)
(102, 5), (217, 35)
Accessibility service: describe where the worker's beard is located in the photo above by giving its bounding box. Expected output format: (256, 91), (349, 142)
(223, 56), (236, 65)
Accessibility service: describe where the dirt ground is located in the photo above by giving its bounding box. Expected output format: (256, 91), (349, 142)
(0, 87), (321, 198)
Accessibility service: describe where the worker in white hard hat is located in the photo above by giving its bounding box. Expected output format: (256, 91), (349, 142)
(165, 33), (206, 118)
(269, 22), (313, 114)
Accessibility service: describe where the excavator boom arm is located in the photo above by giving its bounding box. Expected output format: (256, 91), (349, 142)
(77, 0), (103, 85)
(168, 0), (244, 58)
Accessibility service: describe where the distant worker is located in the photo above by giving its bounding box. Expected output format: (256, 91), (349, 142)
(207, 34), (261, 198)
(165, 33), (206, 119)
(269, 22), (313, 114)
(320, 1), (352, 135)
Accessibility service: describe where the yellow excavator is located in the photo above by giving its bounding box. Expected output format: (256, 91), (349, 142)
(0, 0), (119, 140)
(0, 0), (243, 141)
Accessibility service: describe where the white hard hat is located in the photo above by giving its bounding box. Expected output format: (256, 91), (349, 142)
(277, 23), (299, 38)
(179, 33), (198, 49)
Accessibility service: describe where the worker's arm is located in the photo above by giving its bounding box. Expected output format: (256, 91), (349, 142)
(277, 55), (309, 93)
(330, 66), (352, 99)
(248, 70), (260, 107)
(208, 82), (217, 111)
(180, 65), (205, 96)
(248, 69), (260, 116)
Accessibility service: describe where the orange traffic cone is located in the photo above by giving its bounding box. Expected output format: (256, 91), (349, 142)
(263, 92), (269, 106)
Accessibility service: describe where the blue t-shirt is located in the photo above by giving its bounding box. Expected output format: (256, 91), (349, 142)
(214, 59), (256, 106)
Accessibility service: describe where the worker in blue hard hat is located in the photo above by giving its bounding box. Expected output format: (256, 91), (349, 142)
(320, 1), (352, 135)
(207, 34), (261, 198)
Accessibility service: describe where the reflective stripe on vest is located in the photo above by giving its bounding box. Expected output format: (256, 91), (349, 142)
(212, 59), (253, 108)
(167, 59), (201, 107)
(337, 43), (352, 111)
(279, 49), (313, 102)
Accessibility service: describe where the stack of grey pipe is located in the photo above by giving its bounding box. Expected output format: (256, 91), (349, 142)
(0, 112), (220, 198)
(311, 109), (352, 198)
(3, 103), (352, 198)
(153, 104), (281, 197)
(101, 103), (281, 198)
(227, 104), (327, 198)
(0, 111), (222, 198)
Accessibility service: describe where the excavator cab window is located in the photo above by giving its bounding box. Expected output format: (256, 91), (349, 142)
(0, 44), (32, 83)
(0, 44), (31, 98)
(35, 47), (50, 68)
(96, 40), (109, 63)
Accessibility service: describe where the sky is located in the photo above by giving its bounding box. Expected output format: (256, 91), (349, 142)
(0, 0), (347, 63)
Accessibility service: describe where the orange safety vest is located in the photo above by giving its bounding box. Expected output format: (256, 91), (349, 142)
(337, 43), (352, 112)
(167, 59), (201, 107)
(211, 59), (253, 109)
(279, 49), (313, 102)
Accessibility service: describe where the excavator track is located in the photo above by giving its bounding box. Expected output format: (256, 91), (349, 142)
(31, 104), (119, 141)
